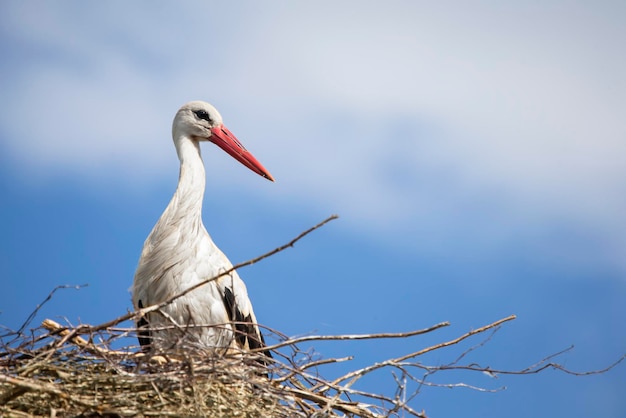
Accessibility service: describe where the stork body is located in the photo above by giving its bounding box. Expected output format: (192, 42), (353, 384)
(132, 101), (273, 355)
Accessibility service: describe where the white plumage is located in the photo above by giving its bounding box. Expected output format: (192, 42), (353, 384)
(132, 101), (273, 355)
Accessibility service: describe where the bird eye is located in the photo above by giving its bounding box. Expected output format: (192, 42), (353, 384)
(194, 110), (212, 123)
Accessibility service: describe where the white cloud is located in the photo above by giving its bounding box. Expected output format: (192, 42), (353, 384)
(1, 1), (625, 271)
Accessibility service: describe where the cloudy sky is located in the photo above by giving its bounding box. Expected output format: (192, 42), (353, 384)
(1, 1), (625, 416)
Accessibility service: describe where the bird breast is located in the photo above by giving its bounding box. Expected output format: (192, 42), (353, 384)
(133, 220), (246, 348)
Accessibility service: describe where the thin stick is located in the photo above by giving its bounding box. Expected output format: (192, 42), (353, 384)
(330, 314), (517, 387)
(258, 321), (450, 353)
(300, 356), (354, 371)
(46, 215), (339, 341)
(14, 284), (88, 336)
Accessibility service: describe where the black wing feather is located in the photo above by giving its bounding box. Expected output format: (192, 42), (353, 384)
(137, 299), (151, 351)
(222, 287), (272, 360)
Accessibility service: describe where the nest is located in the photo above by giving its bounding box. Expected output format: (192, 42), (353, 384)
(1, 347), (282, 417)
(1, 317), (410, 418)
(1, 311), (526, 418)
(3, 219), (612, 417)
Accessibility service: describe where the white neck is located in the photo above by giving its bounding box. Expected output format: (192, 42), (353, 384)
(160, 135), (206, 228)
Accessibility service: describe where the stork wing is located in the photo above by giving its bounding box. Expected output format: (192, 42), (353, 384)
(221, 286), (272, 361)
(136, 299), (152, 351)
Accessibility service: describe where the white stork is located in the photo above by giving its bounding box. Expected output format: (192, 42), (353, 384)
(132, 101), (273, 359)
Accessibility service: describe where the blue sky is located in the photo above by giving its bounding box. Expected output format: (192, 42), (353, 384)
(1, 1), (625, 416)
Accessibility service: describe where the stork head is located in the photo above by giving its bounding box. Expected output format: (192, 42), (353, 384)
(172, 101), (274, 182)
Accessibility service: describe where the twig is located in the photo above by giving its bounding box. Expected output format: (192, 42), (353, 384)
(258, 321), (450, 353)
(330, 315), (517, 387)
(60, 215), (339, 341)
(429, 351), (626, 377)
(13, 284), (88, 337)
(300, 356), (354, 371)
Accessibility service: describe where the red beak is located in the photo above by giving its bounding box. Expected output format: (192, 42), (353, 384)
(209, 125), (275, 182)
